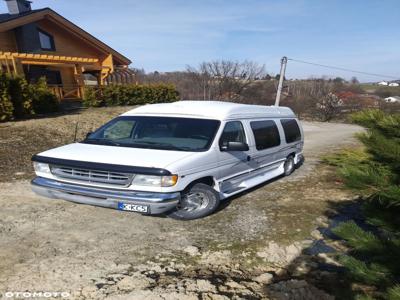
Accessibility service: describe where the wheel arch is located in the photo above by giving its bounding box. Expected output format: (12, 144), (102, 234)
(182, 176), (217, 192)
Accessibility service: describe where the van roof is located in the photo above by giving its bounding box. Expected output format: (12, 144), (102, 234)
(122, 101), (296, 120)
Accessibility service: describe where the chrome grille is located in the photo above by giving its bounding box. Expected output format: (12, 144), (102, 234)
(50, 165), (134, 186)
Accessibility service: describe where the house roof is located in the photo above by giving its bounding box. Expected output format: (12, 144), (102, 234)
(0, 8), (131, 65)
(123, 101), (296, 120)
(0, 8), (46, 23)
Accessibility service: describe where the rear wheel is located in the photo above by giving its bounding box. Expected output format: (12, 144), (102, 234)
(167, 183), (220, 220)
(284, 156), (295, 176)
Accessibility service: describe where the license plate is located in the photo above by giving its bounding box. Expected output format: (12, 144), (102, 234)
(118, 202), (149, 213)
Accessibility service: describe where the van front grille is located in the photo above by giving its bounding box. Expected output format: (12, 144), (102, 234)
(50, 165), (134, 186)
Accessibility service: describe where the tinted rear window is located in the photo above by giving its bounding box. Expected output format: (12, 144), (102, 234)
(280, 119), (301, 143)
(250, 120), (281, 150)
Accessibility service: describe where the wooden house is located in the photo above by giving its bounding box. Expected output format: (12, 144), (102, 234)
(0, 0), (133, 99)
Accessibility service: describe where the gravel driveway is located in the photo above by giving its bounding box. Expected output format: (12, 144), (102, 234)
(0, 119), (362, 299)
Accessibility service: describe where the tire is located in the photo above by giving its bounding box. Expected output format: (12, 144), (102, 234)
(283, 156), (295, 176)
(167, 183), (220, 220)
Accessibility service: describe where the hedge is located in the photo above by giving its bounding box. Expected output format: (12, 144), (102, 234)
(83, 84), (179, 107)
(0, 74), (59, 122)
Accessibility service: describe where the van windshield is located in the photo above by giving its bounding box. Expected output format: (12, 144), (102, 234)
(82, 116), (221, 152)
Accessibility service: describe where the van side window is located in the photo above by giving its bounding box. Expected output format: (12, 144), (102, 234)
(250, 120), (280, 150)
(280, 119), (301, 143)
(219, 121), (246, 148)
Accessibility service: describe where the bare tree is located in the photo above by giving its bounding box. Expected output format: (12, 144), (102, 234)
(186, 60), (266, 101)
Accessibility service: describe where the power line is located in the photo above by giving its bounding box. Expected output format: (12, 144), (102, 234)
(287, 58), (398, 80)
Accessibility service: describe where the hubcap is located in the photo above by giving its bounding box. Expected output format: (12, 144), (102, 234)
(285, 159), (294, 172)
(180, 192), (209, 212)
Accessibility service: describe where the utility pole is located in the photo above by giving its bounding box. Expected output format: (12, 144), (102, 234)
(274, 56), (288, 106)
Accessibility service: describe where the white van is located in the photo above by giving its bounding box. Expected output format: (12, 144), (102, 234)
(31, 101), (304, 220)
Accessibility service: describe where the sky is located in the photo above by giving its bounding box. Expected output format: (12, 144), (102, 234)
(1, 0), (399, 82)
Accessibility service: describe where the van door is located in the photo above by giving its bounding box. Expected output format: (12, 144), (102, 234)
(249, 120), (285, 177)
(217, 121), (256, 195)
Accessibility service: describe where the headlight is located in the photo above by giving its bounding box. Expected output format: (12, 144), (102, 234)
(132, 174), (178, 187)
(33, 162), (51, 175)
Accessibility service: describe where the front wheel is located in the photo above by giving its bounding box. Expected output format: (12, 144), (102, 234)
(167, 183), (220, 220)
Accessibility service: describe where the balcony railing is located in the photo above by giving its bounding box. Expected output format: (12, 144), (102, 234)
(48, 84), (85, 100)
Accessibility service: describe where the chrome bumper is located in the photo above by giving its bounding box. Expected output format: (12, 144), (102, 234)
(31, 177), (180, 215)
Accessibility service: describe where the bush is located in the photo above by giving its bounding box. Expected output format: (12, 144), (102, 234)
(82, 87), (103, 107)
(0, 74), (59, 121)
(29, 77), (59, 114)
(0, 73), (14, 121)
(8, 75), (33, 118)
(83, 84), (179, 107)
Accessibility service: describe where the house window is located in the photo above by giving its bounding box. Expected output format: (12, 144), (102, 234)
(250, 120), (281, 150)
(38, 29), (55, 51)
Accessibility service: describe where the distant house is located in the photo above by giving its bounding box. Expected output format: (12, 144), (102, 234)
(389, 82), (399, 87)
(384, 96), (400, 103)
(0, 0), (133, 100)
(378, 81), (389, 86)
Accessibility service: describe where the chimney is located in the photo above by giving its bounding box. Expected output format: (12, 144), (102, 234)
(5, 0), (32, 15)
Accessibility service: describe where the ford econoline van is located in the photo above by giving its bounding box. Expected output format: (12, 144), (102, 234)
(31, 101), (304, 220)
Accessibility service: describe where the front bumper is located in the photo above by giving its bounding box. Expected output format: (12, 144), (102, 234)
(31, 177), (180, 215)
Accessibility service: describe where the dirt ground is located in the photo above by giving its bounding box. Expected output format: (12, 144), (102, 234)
(0, 107), (363, 299)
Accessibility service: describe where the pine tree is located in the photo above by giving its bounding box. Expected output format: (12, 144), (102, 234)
(327, 110), (400, 299)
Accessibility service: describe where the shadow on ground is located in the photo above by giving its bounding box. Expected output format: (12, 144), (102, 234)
(263, 198), (370, 300)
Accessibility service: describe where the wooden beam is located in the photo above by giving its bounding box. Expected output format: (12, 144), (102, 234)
(20, 60), (75, 66)
(5, 58), (10, 74)
(0, 52), (99, 63)
(11, 56), (17, 76)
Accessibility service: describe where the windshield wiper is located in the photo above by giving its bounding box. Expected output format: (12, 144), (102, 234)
(83, 138), (121, 146)
(132, 141), (194, 151)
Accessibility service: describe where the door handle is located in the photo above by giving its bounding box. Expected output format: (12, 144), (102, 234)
(247, 155), (251, 162)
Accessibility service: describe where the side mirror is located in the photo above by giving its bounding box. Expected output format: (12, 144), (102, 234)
(220, 141), (249, 152)
(85, 131), (93, 139)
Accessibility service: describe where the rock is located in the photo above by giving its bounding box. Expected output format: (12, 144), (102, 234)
(160, 292), (199, 300)
(81, 285), (99, 298)
(242, 281), (262, 291)
(317, 253), (341, 266)
(301, 239), (314, 247)
(183, 245), (200, 256)
(253, 272), (273, 284)
(203, 293), (230, 300)
(257, 241), (302, 265)
(285, 244), (301, 262)
(200, 250), (232, 266)
(105, 290), (163, 300)
(311, 229), (324, 240)
(185, 279), (216, 293)
(316, 216), (329, 227)
(225, 280), (247, 290)
(116, 274), (153, 291)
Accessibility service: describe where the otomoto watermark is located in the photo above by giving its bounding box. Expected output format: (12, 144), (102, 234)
(2, 291), (70, 298)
